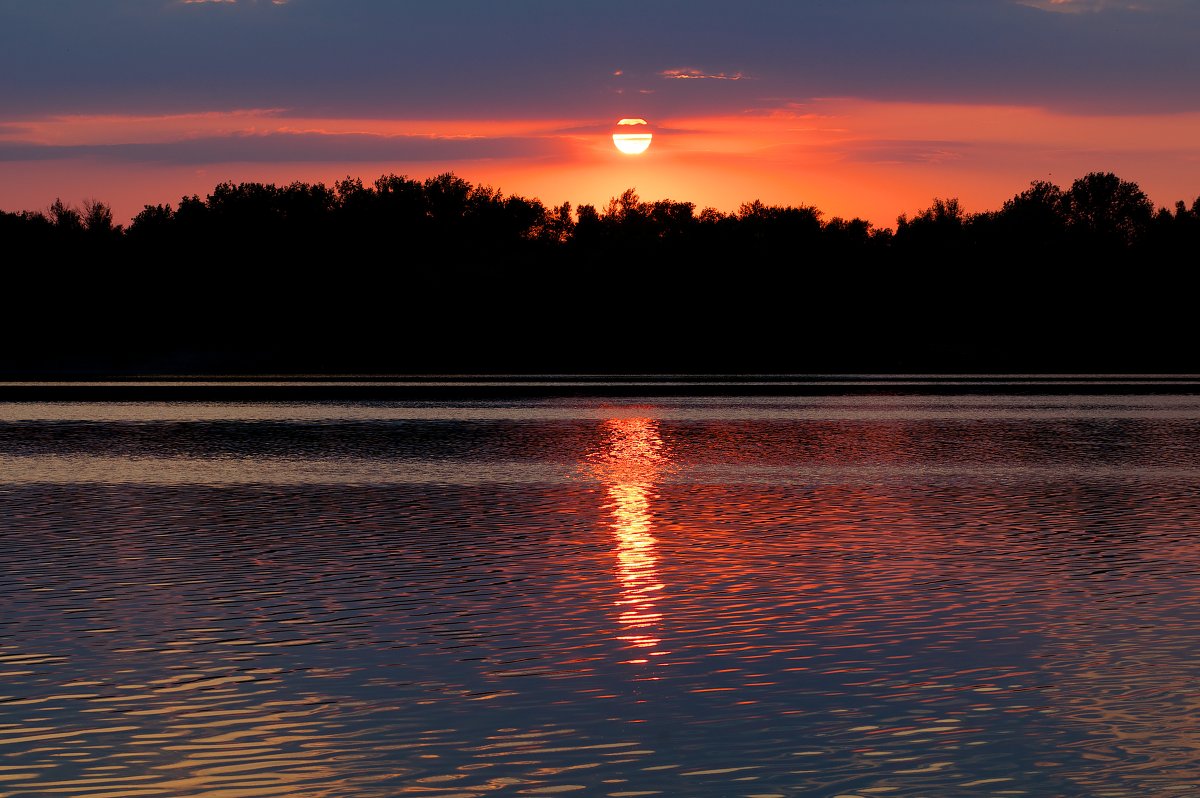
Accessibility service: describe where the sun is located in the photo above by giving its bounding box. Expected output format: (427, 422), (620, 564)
(612, 118), (653, 155)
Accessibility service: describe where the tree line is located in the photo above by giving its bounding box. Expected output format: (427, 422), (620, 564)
(3, 171), (1197, 258)
(1, 171), (1198, 374)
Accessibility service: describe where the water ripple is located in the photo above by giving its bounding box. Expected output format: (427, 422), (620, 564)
(0, 397), (1198, 796)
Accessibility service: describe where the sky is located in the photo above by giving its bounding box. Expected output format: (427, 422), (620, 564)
(1, 0), (1198, 226)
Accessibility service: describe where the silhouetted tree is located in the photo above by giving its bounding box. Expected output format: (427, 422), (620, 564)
(896, 197), (967, 254)
(734, 200), (822, 260)
(81, 199), (116, 235)
(1065, 171), (1152, 248)
(822, 217), (874, 250)
(541, 202), (574, 244)
(48, 198), (83, 234)
(1001, 181), (1067, 240)
(573, 203), (602, 248)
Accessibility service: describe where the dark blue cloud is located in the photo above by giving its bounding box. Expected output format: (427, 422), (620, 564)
(1, 0), (1197, 118)
(0, 132), (564, 164)
(838, 140), (974, 165)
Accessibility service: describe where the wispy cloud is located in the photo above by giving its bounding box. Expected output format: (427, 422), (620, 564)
(179, 0), (289, 5)
(0, 132), (564, 164)
(660, 68), (748, 82)
(1016, 0), (1150, 12)
(837, 139), (970, 165)
(0, 110), (579, 146)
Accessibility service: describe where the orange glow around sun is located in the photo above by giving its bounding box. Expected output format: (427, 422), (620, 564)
(2, 100), (1198, 227)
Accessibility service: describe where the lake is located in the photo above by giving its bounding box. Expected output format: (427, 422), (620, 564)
(1, 389), (1199, 797)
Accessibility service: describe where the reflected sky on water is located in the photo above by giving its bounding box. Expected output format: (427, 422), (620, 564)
(1, 395), (1200, 796)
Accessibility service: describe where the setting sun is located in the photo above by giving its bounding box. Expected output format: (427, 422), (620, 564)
(612, 118), (653, 155)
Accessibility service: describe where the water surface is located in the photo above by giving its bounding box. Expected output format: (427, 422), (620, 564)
(1, 394), (1199, 797)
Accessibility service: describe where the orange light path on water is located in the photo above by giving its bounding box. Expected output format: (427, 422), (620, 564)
(591, 416), (671, 663)
(610, 480), (663, 653)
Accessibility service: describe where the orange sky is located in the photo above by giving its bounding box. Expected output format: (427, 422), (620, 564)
(2, 100), (1199, 227)
(4, 0), (1200, 228)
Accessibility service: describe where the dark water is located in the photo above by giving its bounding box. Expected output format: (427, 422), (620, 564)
(1, 395), (1199, 797)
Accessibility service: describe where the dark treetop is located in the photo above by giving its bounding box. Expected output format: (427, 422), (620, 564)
(3, 172), (1198, 375)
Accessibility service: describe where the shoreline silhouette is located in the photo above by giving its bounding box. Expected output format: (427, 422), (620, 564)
(3, 171), (1197, 376)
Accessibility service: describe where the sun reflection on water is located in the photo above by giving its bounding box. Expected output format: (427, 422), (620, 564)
(590, 417), (672, 661)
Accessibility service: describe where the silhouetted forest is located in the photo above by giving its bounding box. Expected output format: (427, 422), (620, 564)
(2, 171), (1198, 374)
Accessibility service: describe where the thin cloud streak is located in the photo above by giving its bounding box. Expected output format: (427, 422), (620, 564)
(1016, 0), (1176, 12)
(0, 132), (565, 165)
(661, 68), (749, 81)
(0, 110), (581, 147)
